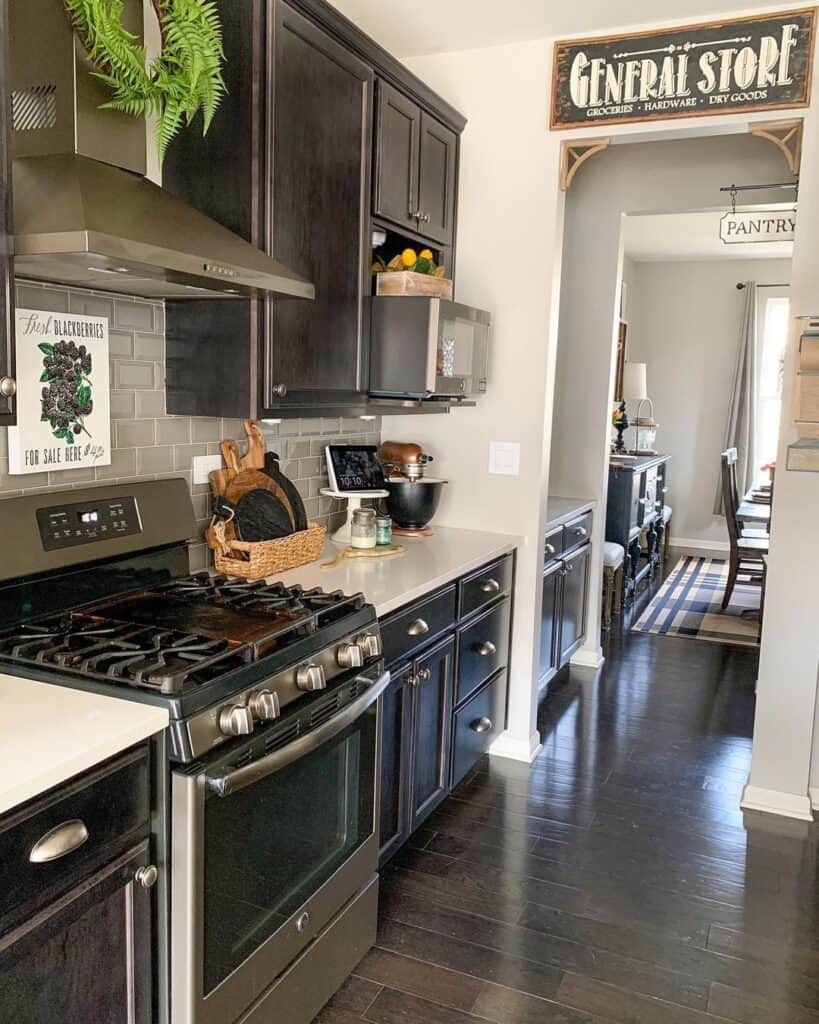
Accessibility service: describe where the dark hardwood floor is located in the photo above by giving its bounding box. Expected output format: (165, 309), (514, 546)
(322, 580), (819, 1024)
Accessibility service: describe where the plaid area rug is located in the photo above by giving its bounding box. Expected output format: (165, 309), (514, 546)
(631, 556), (761, 647)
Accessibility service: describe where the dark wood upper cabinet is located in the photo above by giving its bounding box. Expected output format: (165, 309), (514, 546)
(373, 80), (421, 233)
(418, 112), (457, 247)
(263, 2), (372, 412)
(374, 83), (458, 247)
(0, 0), (16, 426)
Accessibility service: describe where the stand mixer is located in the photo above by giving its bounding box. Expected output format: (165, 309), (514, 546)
(377, 442), (446, 537)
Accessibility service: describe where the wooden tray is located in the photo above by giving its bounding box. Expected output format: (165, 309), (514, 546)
(376, 272), (453, 299)
(321, 544), (404, 569)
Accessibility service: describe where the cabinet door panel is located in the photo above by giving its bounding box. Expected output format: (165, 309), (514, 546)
(0, 843), (153, 1024)
(418, 112), (457, 247)
(0, 0), (15, 425)
(540, 561), (562, 684)
(373, 80), (420, 232)
(266, 2), (372, 409)
(379, 663), (414, 865)
(410, 637), (454, 830)
(559, 545), (590, 667)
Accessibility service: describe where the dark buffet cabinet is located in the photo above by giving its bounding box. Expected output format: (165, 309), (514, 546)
(539, 512), (592, 690)
(378, 555), (513, 865)
(164, 0), (465, 419)
(0, 745), (156, 1023)
(606, 455), (670, 601)
(0, 0), (16, 426)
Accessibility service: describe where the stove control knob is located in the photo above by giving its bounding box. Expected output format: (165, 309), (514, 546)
(248, 689), (281, 722)
(337, 643), (364, 670)
(296, 663), (327, 692)
(357, 633), (382, 659)
(219, 704), (254, 737)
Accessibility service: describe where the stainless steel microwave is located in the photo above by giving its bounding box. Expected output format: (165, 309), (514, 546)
(369, 297), (491, 400)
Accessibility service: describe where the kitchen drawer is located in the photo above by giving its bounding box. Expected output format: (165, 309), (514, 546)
(459, 554), (514, 621)
(0, 744), (150, 934)
(544, 525), (563, 565)
(380, 586), (457, 667)
(563, 511), (593, 554)
(456, 598), (510, 705)
(451, 670), (507, 788)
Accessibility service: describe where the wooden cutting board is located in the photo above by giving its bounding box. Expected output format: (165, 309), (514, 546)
(221, 438), (296, 530)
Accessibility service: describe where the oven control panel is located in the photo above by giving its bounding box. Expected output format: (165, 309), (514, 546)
(37, 496), (142, 551)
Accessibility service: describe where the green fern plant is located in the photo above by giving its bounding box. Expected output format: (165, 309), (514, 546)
(63, 0), (226, 164)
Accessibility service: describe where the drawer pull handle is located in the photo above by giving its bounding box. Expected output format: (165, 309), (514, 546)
(29, 819), (89, 864)
(545, 544), (556, 557)
(478, 641), (497, 657)
(135, 865), (158, 890)
(407, 618), (429, 637)
(480, 578), (501, 594)
(471, 717), (493, 734)
(574, 526), (588, 538)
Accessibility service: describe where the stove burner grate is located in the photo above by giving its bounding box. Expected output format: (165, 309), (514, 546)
(0, 614), (254, 695)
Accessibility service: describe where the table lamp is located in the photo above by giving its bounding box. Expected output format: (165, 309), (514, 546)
(622, 362), (653, 454)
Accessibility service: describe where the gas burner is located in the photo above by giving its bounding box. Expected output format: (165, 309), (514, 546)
(0, 614), (253, 695)
(161, 574), (272, 602)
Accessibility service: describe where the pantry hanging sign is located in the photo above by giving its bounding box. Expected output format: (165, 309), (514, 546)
(8, 309), (111, 475)
(551, 8), (816, 129)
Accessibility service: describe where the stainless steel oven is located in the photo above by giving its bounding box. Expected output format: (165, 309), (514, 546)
(370, 297), (491, 400)
(170, 665), (389, 1024)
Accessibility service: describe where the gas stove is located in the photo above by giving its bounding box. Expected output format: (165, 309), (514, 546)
(0, 480), (382, 761)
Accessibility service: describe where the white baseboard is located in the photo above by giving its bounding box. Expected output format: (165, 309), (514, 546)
(490, 730), (542, 763)
(669, 537), (729, 554)
(571, 648), (605, 670)
(741, 782), (814, 821)
(809, 787), (819, 810)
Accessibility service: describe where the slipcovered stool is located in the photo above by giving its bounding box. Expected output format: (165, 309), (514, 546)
(662, 504), (673, 565)
(602, 542), (625, 629)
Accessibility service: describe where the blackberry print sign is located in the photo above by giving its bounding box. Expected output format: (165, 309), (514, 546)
(9, 309), (111, 474)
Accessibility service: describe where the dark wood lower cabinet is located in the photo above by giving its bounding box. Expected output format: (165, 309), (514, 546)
(0, 841), (154, 1024)
(378, 556), (514, 866)
(539, 559), (562, 684)
(410, 638), (454, 830)
(559, 543), (590, 666)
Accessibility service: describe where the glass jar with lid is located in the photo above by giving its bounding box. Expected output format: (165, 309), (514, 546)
(350, 507), (377, 549)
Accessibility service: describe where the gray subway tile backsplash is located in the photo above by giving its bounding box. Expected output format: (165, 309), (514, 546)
(5, 281), (382, 568)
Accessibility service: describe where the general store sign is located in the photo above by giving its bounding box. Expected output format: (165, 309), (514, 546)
(8, 309), (111, 475)
(720, 210), (797, 243)
(551, 9), (816, 129)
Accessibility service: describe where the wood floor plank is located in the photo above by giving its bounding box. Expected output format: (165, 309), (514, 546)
(323, 976), (383, 1015)
(707, 982), (819, 1024)
(355, 948), (484, 1012)
(363, 987), (482, 1024)
(557, 973), (726, 1024)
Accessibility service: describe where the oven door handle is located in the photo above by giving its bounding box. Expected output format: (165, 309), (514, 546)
(205, 670), (391, 798)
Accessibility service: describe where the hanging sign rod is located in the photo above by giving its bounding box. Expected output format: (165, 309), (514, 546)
(719, 182), (798, 193)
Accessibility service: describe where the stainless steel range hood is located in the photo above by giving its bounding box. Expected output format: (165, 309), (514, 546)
(9, 0), (314, 302)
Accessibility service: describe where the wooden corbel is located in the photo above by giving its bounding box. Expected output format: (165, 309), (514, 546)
(560, 138), (610, 191)
(749, 118), (803, 176)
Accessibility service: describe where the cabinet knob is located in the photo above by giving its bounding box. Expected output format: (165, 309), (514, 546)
(480, 578), (501, 594)
(419, 667), (431, 682)
(422, 213), (431, 223)
(574, 526), (588, 538)
(545, 544), (556, 557)
(566, 562), (574, 573)
(135, 865), (158, 890)
(0, 376), (16, 398)
(407, 618), (429, 637)
(471, 717), (493, 734)
(478, 641), (497, 657)
(271, 383), (288, 398)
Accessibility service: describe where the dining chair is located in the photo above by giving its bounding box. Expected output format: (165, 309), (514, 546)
(721, 449), (768, 609)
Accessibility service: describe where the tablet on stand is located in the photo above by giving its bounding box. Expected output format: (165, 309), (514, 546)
(322, 445), (389, 545)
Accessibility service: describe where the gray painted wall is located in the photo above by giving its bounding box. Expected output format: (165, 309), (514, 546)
(626, 257), (790, 547)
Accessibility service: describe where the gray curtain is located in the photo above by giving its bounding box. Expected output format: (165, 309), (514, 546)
(715, 281), (759, 514)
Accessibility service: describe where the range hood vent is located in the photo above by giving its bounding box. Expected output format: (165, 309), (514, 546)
(9, 0), (314, 302)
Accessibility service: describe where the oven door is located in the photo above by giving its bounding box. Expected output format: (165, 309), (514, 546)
(171, 667), (389, 1024)
(434, 300), (490, 397)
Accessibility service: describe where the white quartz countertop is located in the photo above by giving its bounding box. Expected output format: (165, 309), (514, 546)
(0, 675), (168, 817)
(275, 526), (520, 617)
(545, 496), (597, 531)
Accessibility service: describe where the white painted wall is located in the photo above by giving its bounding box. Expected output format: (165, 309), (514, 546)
(626, 258), (791, 548)
(369, 8), (819, 810)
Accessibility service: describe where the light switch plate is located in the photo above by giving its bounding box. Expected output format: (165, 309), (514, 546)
(488, 442), (521, 476)
(193, 454), (223, 485)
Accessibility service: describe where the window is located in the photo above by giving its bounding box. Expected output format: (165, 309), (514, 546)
(757, 294), (789, 469)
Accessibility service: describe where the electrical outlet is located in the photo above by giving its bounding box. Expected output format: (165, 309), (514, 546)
(488, 442), (520, 476)
(193, 454), (223, 486)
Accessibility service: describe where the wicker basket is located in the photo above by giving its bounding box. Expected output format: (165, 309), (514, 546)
(206, 520), (326, 580)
